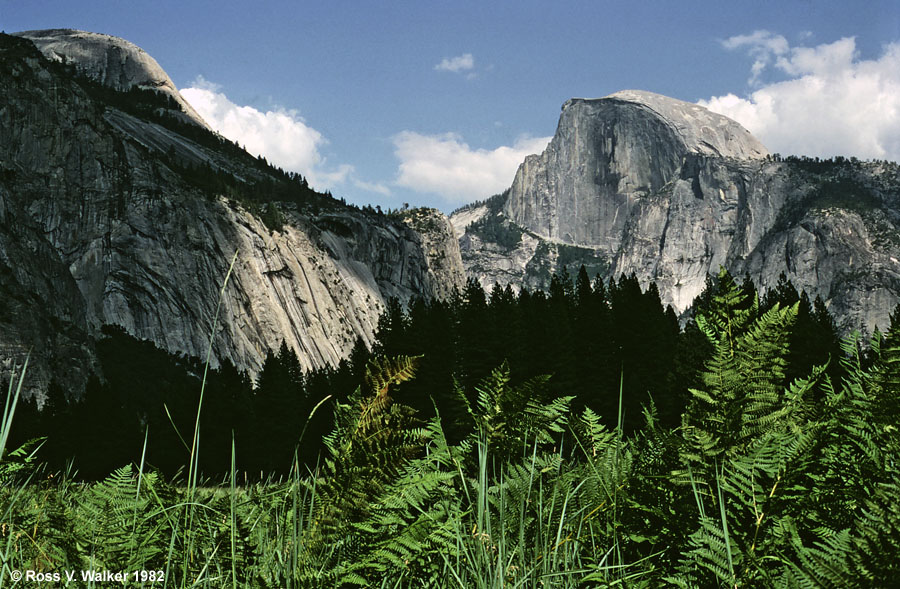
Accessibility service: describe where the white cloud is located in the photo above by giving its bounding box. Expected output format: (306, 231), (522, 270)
(353, 179), (392, 196)
(181, 77), (349, 189)
(393, 132), (551, 205)
(701, 34), (900, 162)
(434, 53), (475, 73)
(314, 164), (354, 187)
(721, 30), (790, 84)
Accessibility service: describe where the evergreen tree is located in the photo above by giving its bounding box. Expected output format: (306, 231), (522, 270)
(571, 267), (610, 414)
(71, 376), (141, 480)
(200, 359), (253, 474)
(253, 343), (304, 474)
(761, 271), (799, 311)
(608, 274), (675, 431)
(456, 278), (494, 391)
(373, 297), (409, 357)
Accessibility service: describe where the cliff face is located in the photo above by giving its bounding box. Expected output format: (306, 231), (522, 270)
(503, 91), (768, 251)
(454, 91), (900, 334)
(0, 32), (464, 395)
(15, 29), (209, 128)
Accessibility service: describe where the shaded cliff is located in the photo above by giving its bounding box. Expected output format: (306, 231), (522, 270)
(0, 32), (464, 395)
(453, 91), (900, 333)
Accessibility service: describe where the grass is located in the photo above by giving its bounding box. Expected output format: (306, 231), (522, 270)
(0, 360), (638, 587)
(0, 267), (897, 587)
(0, 350), (897, 587)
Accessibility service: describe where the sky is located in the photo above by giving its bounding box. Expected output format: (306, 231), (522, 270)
(3, 1), (899, 212)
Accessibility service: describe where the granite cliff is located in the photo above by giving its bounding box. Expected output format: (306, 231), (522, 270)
(452, 91), (900, 333)
(16, 29), (209, 129)
(5, 28), (899, 398)
(0, 31), (464, 396)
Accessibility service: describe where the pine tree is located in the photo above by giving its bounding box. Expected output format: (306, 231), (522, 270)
(373, 297), (409, 357)
(253, 343), (304, 473)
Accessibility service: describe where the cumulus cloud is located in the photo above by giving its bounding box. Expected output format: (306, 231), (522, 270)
(700, 33), (900, 162)
(393, 132), (551, 205)
(181, 77), (350, 189)
(434, 53), (475, 73)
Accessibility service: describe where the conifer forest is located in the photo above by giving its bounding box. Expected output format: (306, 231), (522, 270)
(2, 266), (898, 587)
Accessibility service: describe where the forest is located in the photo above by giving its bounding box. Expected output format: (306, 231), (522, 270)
(5, 267), (841, 479)
(1, 266), (898, 586)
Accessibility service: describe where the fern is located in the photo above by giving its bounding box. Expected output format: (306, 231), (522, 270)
(846, 482), (900, 585)
(679, 301), (800, 487)
(670, 272), (840, 586)
(4, 285), (899, 586)
(343, 414), (461, 584)
(695, 267), (759, 351)
(294, 355), (425, 584)
(75, 464), (171, 571)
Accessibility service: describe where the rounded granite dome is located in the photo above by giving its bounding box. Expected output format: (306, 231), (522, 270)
(14, 29), (209, 129)
(565, 89), (769, 160)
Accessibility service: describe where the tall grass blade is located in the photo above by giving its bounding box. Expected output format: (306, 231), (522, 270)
(181, 249), (239, 587)
(0, 355), (29, 461)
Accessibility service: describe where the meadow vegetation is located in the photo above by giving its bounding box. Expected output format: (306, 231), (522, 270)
(1, 268), (899, 587)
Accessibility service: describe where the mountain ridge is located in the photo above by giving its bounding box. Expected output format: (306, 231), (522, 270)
(575, 90), (769, 159)
(453, 93), (900, 334)
(0, 31), (464, 397)
(14, 28), (210, 129)
(4, 26), (900, 397)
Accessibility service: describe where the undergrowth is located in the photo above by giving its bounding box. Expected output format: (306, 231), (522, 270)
(1, 269), (899, 587)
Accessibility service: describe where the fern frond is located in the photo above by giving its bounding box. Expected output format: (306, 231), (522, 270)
(364, 355), (421, 397)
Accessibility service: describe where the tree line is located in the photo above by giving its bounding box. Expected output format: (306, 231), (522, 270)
(4, 266), (849, 481)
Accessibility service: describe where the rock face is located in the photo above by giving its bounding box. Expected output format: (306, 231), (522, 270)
(504, 91), (768, 250)
(453, 91), (900, 334)
(0, 32), (464, 395)
(15, 29), (209, 128)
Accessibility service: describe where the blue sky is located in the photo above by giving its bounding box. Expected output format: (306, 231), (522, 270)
(3, 1), (899, 211)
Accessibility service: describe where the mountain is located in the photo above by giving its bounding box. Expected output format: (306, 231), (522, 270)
(452, 90), (900, 333)
(16, 29), (209, 129)
(0, 31), (464, 396)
